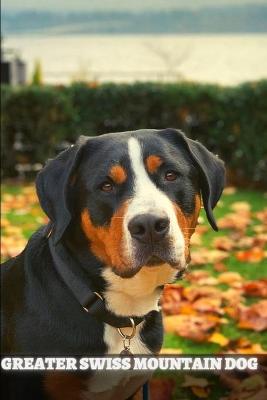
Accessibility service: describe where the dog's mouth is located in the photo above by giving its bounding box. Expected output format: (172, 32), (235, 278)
(145, 254), (183, 269)
(134, 242), (183, 270)
(145, 255), (165, 266)
(113, 244), (184, 278)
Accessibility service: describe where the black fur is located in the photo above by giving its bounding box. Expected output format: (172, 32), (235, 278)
(1, 128), (225, 399)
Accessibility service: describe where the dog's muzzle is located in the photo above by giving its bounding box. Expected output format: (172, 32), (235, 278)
(128, 213), (170, 244)
(127, 212), (183, 271)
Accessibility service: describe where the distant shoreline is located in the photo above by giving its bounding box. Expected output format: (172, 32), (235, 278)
(5, 34), (267, 86)
(2, 5), (267, 35)
(4, 32), (267, 38)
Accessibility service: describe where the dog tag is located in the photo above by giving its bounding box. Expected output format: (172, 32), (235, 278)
(117, 318), (136, 356)
(120, 347), (133, 356)
(120, 338), (133, 356)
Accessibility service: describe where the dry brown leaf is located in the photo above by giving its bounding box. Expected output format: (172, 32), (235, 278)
(214, 262), (228, 272)
(235, 236), (255, 248)
(245, 389), (267, 400)
(220, 374), (267, 400)
(223, 187), (237, 195)
(174, 314), (219, 341)
(186, 270), (210, 282)
(1, 237), (27, 259)
(255, 209), (267, 224)
(238, 300), (267, 331)
(164, 314), (220, 341)
(217, 213), (250, 231)
(186, 270), (218, 285)
(192, 297), (223, 314)
(254, 233), (267, 246)
(222, 288), (244, 307)
(1, 218), (10, 228)
(218, 272), (243, 286)
(190, 232), (202, 246)
(213, 236), (235, 251)
(240, 375), (265, 392)
(230, 202), (251, 213)
(195, 225), (209, 235)
(4, 226), (23, 236)
(253, 225), (267, 234)
(191, 248), (228, 266)
(219, 372), (241, 390)
(163, 315), (184, 334)
(162, 284), (183, 315)
(183, 286), (222, 302)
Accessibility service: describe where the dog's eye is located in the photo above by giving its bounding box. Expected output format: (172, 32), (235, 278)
(165, 171), (178, 181)
(100, 181), (114, 192)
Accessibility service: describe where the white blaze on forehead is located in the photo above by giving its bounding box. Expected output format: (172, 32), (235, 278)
(127, 137), (169, 213)
(125, 137), (185, 261)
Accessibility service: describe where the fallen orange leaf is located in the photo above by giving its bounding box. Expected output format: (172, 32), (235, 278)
(160, 348), (182, 354)
(182, 375), (210, 388)
(243, 279), (267, 297)
(191, 386), (210, 398)
(208, 332), (229, 346)
(236, 247), (265, 263)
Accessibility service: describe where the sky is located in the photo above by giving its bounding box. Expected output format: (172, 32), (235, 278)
(2, 0), (267, 12)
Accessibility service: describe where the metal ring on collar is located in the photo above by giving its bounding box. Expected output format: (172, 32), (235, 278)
(46, 228), (53, 238)
(117, 317), (136, 339)
(93, 291), (104, 301)
(83, 291), (103, 312)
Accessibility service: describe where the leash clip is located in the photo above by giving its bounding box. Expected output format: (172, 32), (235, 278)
(117, 317), (136, 356)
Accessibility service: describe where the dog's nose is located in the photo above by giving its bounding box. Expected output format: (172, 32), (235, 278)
(128, 214), (170, 243)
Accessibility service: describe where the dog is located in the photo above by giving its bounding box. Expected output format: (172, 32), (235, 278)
(1, 128), (225, 399)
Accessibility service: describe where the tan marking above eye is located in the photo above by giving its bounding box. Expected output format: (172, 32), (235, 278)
(145, 155), (163, 174)
(109, 165), (127, 184)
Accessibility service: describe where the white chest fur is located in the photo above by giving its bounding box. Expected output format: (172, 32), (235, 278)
(82, 265), (177, 399)
(102, 264), (177, 354)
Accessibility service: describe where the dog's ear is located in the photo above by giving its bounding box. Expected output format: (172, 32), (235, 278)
(36, 138), (88, 244)
(162, 129), (225, 231)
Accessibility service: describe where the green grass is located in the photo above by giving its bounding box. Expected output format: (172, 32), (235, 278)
(1, 183), (23, 195)
(1, 183), (266, 399)
(163, 189), (267, 354)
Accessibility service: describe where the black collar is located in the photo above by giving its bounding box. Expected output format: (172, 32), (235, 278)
(47, 231), (147, 329)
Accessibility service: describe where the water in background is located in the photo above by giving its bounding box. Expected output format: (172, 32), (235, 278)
(5, 34), (267, 85)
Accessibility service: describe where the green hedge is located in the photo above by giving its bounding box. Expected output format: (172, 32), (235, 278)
(1, 81), (267, 187)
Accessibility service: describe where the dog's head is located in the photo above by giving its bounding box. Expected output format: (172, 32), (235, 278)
(36, 128), (225, 278)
